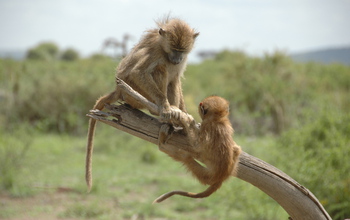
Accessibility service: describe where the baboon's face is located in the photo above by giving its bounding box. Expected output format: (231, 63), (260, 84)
(159, 26), (199, 65)
(168, 49), (185, 65)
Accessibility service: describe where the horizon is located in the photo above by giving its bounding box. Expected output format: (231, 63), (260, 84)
(1, 0), (350, 62)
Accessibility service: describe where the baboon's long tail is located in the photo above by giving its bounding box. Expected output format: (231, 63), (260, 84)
(153, 182), (222, 203)
(85, 118), (97, 192)
(85, 91), (119, 192)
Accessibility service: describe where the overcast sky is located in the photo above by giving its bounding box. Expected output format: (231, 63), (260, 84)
(1, 0), (349, 61)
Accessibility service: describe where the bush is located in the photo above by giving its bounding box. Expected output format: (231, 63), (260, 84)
(26, 48), (48, 60)
(187, 51), (302, 135)
(61, 48), (80, 61)
(37, 42), (60, 57)
(0, 127), (32, 193)
(89, 53), (112, 60)
(26, 42), (59, 61)
(186, 50), (350, 135)
(276, 112), (350, 219)
(1, 50), (349, 136)
(0, 58), (117, 134)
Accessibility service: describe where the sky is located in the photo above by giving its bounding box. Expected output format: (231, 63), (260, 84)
(1, 0), (349, 61)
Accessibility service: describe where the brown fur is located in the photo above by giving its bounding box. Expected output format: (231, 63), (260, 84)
(155, 96), (241, 203)
(86, 17), (199, 191)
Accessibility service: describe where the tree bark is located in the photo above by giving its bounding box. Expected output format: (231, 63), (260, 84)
(86, 78), (331, 220)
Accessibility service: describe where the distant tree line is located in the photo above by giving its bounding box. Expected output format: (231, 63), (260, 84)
(26, 42), (80, 61)
(25, 34), (134, 62)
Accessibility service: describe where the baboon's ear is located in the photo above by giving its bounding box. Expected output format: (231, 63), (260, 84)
(193, 32), (200, 39)
(159, 28), (166, 36)
(199, 102), (208, 115)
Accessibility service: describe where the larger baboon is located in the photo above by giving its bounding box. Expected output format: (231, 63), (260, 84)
(86, 17), (199, 191)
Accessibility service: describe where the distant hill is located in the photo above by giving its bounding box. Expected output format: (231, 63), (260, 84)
(290, 47), (350, 65)
(2, 47), (350, 65)
(0, 50), (26, 60)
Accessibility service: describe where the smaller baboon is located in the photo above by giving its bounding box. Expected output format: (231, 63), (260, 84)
(154, 96), (242, 203)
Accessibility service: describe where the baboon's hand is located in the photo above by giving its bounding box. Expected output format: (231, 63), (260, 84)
(169, 106), (182, 120)
(159, 102), (173, 122)
(171, 107), (194, 126)
(160, 106), (181, 123)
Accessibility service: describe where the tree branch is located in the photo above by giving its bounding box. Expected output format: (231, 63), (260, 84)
(86, 78), (331, 220)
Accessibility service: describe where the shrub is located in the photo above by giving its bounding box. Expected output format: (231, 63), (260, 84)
(186, 50), (299, 135)
(61, 48), (80, 61)
(0, 127), (32, 193)
(1, 50), (349, 136)
(26, 48), (48, 60)
(26, 42), (59, 61)
(0, 59), (117, 134)
(276, 112), (350, 219)
(89, 53), (112, 60)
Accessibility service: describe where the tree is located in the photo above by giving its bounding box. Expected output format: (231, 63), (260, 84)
(61, 48), (80, 61)
(26, 42), (59, 61)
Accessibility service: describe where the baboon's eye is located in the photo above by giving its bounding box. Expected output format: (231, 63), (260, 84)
(171, 49), (183, 54)
(171, 47), (186, 53)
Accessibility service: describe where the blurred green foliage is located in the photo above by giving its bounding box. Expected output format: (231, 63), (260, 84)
(276, 112), (350, 219)
(187, 50), (349, 135)
(0, 57), (115, 134)
(61, 48), (80, 61)
(0, 130), (31, 191)
(26, 42), (59, 61)
(2, 50), (349, 136)
(25, 42), (80, 62)
(0, 50), (349, 219)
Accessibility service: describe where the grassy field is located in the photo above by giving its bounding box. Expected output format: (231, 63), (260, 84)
(0, 129), (289, 220)
(0, 51), (349, 219)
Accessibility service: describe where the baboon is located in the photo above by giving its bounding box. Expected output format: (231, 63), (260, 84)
(86, 17), (199, 192)
(154, 96), (241, 203)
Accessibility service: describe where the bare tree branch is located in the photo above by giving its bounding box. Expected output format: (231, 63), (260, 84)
(86, 78), (331, 220)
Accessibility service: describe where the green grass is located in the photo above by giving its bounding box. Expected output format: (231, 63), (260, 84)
(2, 114), (347, 219)
(0, 127), (288, 219)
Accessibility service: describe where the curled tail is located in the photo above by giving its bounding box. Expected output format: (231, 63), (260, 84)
(85, 91), (120, 192)
(153, 182), (222, 204)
